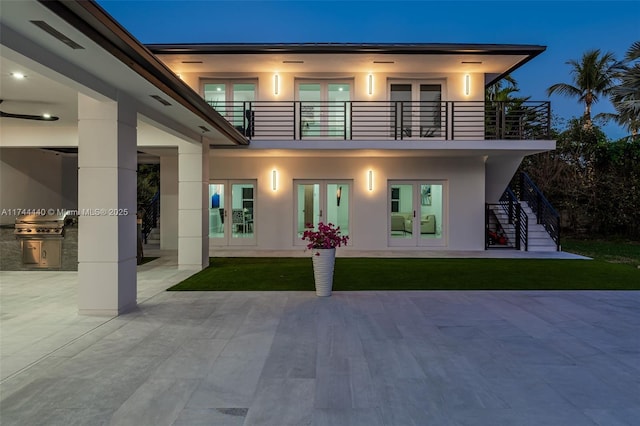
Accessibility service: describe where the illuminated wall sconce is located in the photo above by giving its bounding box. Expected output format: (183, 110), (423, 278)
(464, 74), (470, 96)
(368, 74), (373, 95)
(274, 74), (279, 95)
(272, 169), (278, 191)
(368, 170), (374, 191)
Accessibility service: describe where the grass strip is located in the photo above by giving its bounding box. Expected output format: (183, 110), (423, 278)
(168, 257), (639, 291)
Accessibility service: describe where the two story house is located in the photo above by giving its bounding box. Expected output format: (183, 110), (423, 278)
(1, 0), (557, 314)
(150, 43), (555, 254)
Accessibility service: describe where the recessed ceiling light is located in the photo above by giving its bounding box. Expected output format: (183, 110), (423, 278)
(42, 113), (51, 119)
(11, 72), (26, 79)
(373, 61), (395, 64)
(181, 60), (203, 64)
(461, 61), (483, 64)
(283, 60), (304, 63)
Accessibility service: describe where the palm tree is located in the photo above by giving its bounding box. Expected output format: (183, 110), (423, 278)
(547, 49), (620, 129)
(610, 42), (640, 136)
(486, 75), (521, 102)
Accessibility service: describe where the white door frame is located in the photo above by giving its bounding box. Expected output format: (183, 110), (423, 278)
(293, 179), (352, 246)
(209, 179), (257, 247)
(388, 180), (447, 247)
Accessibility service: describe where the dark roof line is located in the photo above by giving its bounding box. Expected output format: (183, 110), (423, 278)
(36, 1), (248, 146)
(148, 42), (547, 57)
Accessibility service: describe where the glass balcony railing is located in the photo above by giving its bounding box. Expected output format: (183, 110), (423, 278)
(206, 100), (551, 141)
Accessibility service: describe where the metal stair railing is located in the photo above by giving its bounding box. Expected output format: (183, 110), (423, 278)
(517, 172), (560, 251)
(141, 191), (160, 244)
(498, 188), (528, 251)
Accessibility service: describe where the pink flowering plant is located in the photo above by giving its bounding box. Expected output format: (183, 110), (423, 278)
(302, 222), (349, 253)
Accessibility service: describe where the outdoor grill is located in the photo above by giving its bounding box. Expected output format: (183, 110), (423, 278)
(14, 212), (67, 268)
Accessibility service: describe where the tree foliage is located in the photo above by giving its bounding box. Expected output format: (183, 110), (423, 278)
(520, 120), (640, 238)
(604, 41), (640, 135)
(137, 164), (159, 209)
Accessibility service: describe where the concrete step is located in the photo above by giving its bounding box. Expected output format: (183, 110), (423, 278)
(146, 227), (160, 243)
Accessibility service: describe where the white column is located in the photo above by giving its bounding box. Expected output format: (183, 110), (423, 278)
(178, 139), (209, 269)
(160, 155), (178, 250)
(77, 93), (137, 315)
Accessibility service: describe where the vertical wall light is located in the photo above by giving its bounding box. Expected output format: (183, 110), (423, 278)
(368, 170), (374, 191)
(464, 74), (470, 96)
(368, 74), (373, 95)
(274, 74), (279, 96)
(272, 169), (278, 191)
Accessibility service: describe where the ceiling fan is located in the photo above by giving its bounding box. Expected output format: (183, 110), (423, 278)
(0, 99), (59, 121)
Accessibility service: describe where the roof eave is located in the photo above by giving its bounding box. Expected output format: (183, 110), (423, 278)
(37, 0), (248, 146)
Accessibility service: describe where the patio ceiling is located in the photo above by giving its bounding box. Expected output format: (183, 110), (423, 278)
(0, 1), (245, 147)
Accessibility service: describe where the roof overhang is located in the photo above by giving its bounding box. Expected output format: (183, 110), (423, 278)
(149, 43), (546, 88)
(0, 0), (247, 146)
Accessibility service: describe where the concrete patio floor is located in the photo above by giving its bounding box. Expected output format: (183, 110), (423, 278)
(1, 252), (638, 425)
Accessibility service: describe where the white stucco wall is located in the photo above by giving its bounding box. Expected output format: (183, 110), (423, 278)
(182, 70), (483, 103)
(0, 148), (77, 225)
(209, 154), (486, 252)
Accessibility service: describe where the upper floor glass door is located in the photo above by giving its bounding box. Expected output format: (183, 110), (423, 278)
(390, 82), (442, 138)
(203, 81), (256, 130)
(296, 81), (351, 138)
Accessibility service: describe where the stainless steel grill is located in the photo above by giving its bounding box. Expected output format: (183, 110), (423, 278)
(14, 212), (67, 268)
(14, 213), (66, 237)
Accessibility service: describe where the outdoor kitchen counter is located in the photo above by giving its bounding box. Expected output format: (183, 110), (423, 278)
(0, 225), (78, 271)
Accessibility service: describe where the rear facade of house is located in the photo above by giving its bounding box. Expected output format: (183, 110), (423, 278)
(151, 43), (556, 254)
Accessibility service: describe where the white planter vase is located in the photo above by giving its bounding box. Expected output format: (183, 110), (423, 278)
(311, 248), (336, 297)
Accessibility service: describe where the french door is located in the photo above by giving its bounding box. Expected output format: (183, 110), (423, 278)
(390, 81), (443, 138)
(296, 81), (351, 138)
(294, 180), (351, 245)
(203, 81), (256, 133)
(209, 180), (256, 246)
(388, 181), (446, 247)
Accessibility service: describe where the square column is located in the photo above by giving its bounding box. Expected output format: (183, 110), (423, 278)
(178, 140), (209, 269)
(77, 93), (137, 315)
(160, 155), (178, 250)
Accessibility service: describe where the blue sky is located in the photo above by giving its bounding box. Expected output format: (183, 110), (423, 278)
(98, 0), (638, 138)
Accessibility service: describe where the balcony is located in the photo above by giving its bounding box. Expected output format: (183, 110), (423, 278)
(207, 100), (551, 141)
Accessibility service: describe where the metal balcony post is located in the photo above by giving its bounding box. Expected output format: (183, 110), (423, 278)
(343, 101), (347, 140)
(349, 102), (353, 140)
(400, 102), (404, 140)
(297, 102), (302, 140)
(450, 102), (454, 140)
(393, 102), (398, 140)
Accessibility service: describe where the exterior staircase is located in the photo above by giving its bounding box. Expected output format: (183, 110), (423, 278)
(486, 172), (560, 252)
(519, 202), (557, 252)
(145, 225), (160, 246)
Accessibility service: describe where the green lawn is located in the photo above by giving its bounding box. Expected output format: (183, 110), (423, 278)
(168, 255), (640, 292)
(562, 238), (640, 266)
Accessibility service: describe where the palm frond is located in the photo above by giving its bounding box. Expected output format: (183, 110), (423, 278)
(626, 41), (640, 61)
(547, 83), (582, 99)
